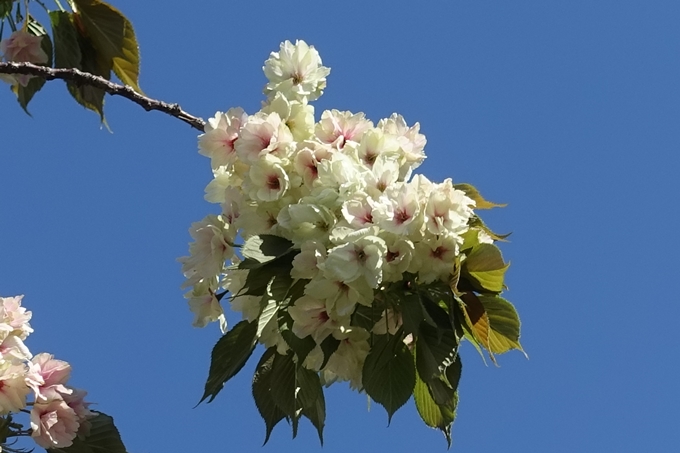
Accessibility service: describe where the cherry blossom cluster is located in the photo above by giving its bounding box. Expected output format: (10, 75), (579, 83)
(0, 295), (94, 449)
(0, 29), (48, 87)
(180, 40), (486, 388)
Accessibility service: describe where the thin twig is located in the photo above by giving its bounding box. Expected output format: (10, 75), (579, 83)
(0, 62), (206, 131)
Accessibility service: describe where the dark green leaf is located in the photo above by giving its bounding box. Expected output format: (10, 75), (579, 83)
(318, 335), (340, 370)
(65, 14), (110, 120)
(47, 411), (128, 453)
(351, 300), (385, 332)
(445, 355), (462, 394)
(252, 348), (286, 445)
(50, 11), (82, 69)
(241, 251), (296, 297)
(0, 0), (13, 19)
(280, 329), (316, 364)
(200, 320), (257, 404)
(362, 333), (416, 423)
(415, 322), (457, 384)
(297, 367), (326, 445)
(71, 0), (141, 92)
(399, 291), (426, 335)
(270, 352), (297, 418)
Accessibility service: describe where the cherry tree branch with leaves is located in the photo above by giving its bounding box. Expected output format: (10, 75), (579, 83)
(0, 61), (205, 130)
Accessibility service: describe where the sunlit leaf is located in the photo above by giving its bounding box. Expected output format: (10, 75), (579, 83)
(454, 183), (506, 209)
(242, 234), (294, 263)
(478, 295), (525, 356)
(71, 0), (141, 92)
(413, 373), (457, 449)
(199, 320), (257, 404)
(362, 333), (415, 423)
(462, 243), (510, 293)
(458, 293), (493, 362)
(47, 412), (128, 453)
(469, 215), (511, 242)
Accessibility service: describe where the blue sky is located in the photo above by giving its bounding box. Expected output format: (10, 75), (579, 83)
(2, 0), (680, 451)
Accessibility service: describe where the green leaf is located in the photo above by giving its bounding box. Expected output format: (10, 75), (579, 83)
(318, 335), (340, 370)
(462, 243), (510, 293)
(71, 0), (141, 92)
(12, 18), (52, 113)
(199, 320), (257, 404)
(454, 183), (506, 209)
(256, 272), (292, 338)
(241, 250), (296, 297)
(50, 11), (82, 69)
(469, 215), (511, 242)
(47, 411), (128, 453)
(477, 295), (525, 355)
(415, 322), (457, 384)
(458, 292), (493, 362)
(270, 352), (302, 437)
(399, 291), (427, 335)
(252, 348), (286, 445)
(242, 234), (294, 263)
(297, 366), (326, 445)
(280, 328), (316, 365)
(0, 0), (13, 19)
(351, 300), (385, 332)
(362, 333), (416, 423)
(413, 373), (457, 449)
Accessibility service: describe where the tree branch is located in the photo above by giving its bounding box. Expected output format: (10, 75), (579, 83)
(0, 62), (206, 131)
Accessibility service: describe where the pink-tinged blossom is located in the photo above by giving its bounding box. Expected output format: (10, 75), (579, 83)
(357, 129), (400, 169)
(0, 362), (29, 414)
(26, 353), (72, 402)
(291, 241), (327, 280)
(412, 235), (461, 284)
(341, 195), (376, 229)
(0, 30), (48, 87)
(373, 184), (421, 236)
(63, 388), (94, 436)
(378, 113), (427, 180)
(263, 40), (330, 102)
(323, 328), (370, 389)
(380, 234), (415, 283)
(0, 335), (32, 364)
(424, 179), (475, 238)
(198, 108), (248, 169)
(247, 154), (290, 202)
(322, 228), (387, 288)
(186, 289), (226, 333)
(178, 214), (235, 288)
(294, 143), (331, 187)
(0, 295), (33, 341)
(305, 276), (373, 317)
(235, 112), (294, 163)
(30, 397), (80, 449)
(288, 295), (345, 343)
(315, 110), (373, 149)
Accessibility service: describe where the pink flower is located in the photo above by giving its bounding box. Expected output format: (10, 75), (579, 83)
(26, 353), (72, 401)
(30, 396), (80, 449)
(0, 295), (33, 341)
(0, 30), (49, 87)
(63, 388), (95, 436)
(0, 363), (30, 414)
